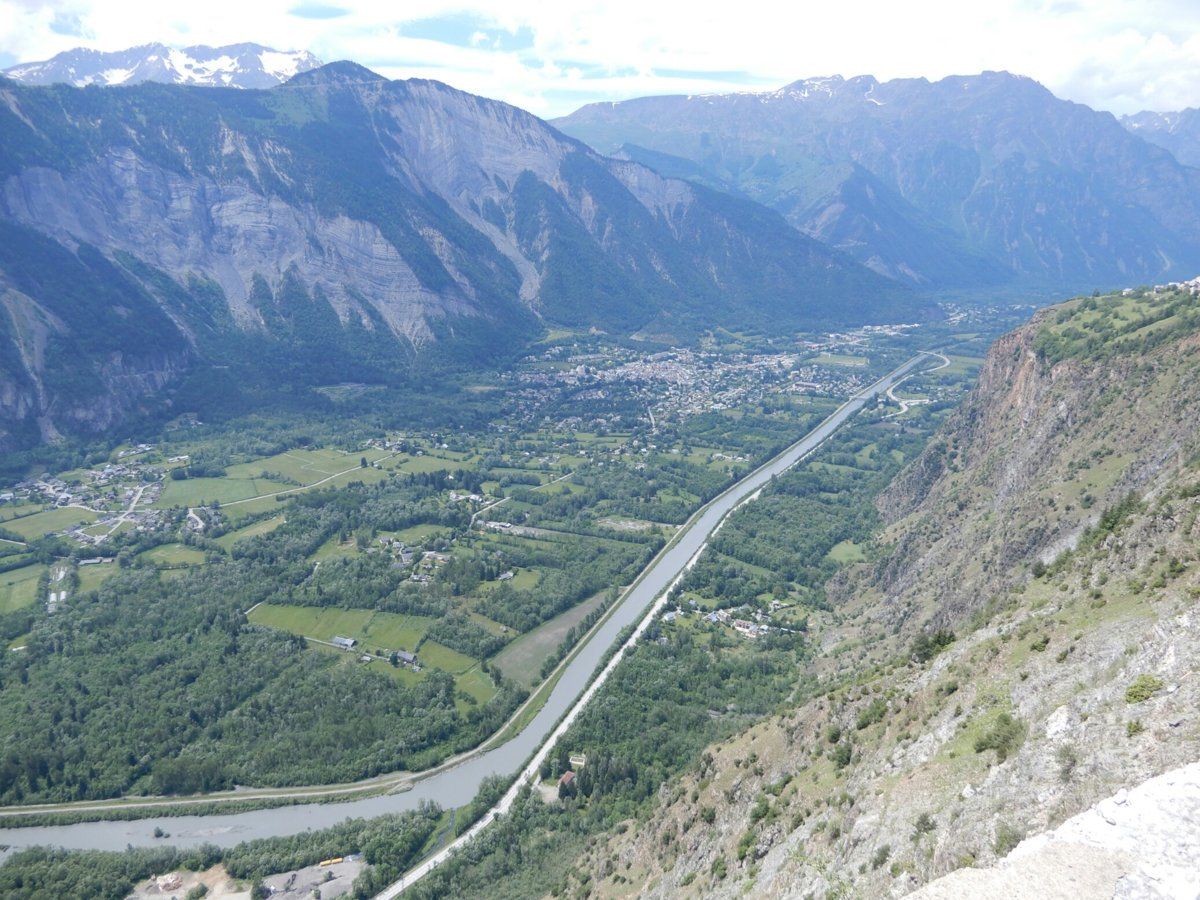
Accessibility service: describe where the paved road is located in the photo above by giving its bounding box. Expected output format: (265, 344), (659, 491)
(0, 354), (928, 862)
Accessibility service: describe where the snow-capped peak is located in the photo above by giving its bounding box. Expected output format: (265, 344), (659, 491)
(2, 42), (322, 90)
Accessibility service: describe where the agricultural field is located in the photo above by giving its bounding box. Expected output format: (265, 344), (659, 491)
(221, 495), (292, 522)
(155, 475), (287, 508)
(390, 523), (450, 544)
(311, 536), (360, 561)
(492, 590), (610, 687)
(0, 502), (42, 523)
(223, 448), (390, 485)
(395, 453), (468, 475)
(809, 352), (868, 367)
(248, 604), (434, 654)
(938, 354), (986, 377)
(75, 561), (118, 595)
(215, 514), (286, 550)
(416, 640), (477, 674)
(156, 449), (396, 512)
(3, 507), (98, 540)
(454, 667), (499, 707)
(0, 563), (45, 613)
(476, 566), (539, 592)
(138, 544), (207, 568)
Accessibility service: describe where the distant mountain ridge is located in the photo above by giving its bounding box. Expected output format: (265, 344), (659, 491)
(556, 72), (1200, 291)
(0, 61), (919, 448)
(2, 42), (322, 89)
(1122, 108), (1200, 168)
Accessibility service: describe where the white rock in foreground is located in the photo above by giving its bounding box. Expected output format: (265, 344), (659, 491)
(908, 762), (1200, 899)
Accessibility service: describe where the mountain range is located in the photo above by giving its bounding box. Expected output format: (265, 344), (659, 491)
(1121, 108), (1200, 168)
(2, 42), (322, 89)
(0, 61), (914, 448)
(556, 72), (1200, 291)
(10, 48), (1200, 450)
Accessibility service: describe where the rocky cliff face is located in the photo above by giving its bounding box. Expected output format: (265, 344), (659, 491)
(0, 63), (918, 447)
(567, 287), (1200, 897)
(872, 301), (1199, 628)
(557, 72), (1200, 290)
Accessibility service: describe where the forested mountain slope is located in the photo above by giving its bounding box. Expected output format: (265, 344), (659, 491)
(557, 73), (1200, 291)
(0, 62), (916, 449)
(550, 286), (1200, 897)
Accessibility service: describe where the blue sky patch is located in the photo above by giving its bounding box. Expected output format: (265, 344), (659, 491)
(289, 3), (351, 20)
(403, 13), (534, 52)
(50, 12), (87, 37)
(654, 68), (772, 86)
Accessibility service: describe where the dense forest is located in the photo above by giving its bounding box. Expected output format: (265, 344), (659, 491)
(0, 472), (523, 802)
(0, 557), (525, 801)
(688, 422), (931, 609)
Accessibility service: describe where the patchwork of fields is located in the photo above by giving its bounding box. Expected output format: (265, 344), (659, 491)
(247, 603), (495, 709)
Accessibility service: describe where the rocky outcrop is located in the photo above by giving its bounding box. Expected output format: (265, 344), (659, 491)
(871, 307), (1200, 628)
(2, 151), (463, 343)
(911, 762), (1200, 899)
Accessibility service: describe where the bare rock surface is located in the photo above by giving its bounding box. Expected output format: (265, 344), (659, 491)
(909, 762), (1200, 899)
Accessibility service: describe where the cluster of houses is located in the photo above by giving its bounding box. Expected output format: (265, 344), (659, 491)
(660, 600), (796, 641)
(6, 457), (167, 546)
(699, 607), (771, 638)
(376, 535), (417, 567)
(409, 549), (451, 583)
(116, 443), (155, 459)
(556, 753), (589, 793)
(330, 635), (421, 671)
(9, 476), (74, 507)
(1149, 276), (1200, 295)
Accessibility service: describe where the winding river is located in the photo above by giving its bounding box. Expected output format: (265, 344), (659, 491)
(0, 354), (927, 854)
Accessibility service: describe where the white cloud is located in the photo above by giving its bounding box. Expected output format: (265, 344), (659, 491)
(3, 0), (1200, 115)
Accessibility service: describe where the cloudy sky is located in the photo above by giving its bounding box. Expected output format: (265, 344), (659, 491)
(3, 0), (1200, 116)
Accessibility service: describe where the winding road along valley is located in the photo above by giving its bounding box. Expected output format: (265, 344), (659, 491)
(0, 354), (932, 883)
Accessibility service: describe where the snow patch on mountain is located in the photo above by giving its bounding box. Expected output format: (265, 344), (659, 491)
(2, 43), (321, 89)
